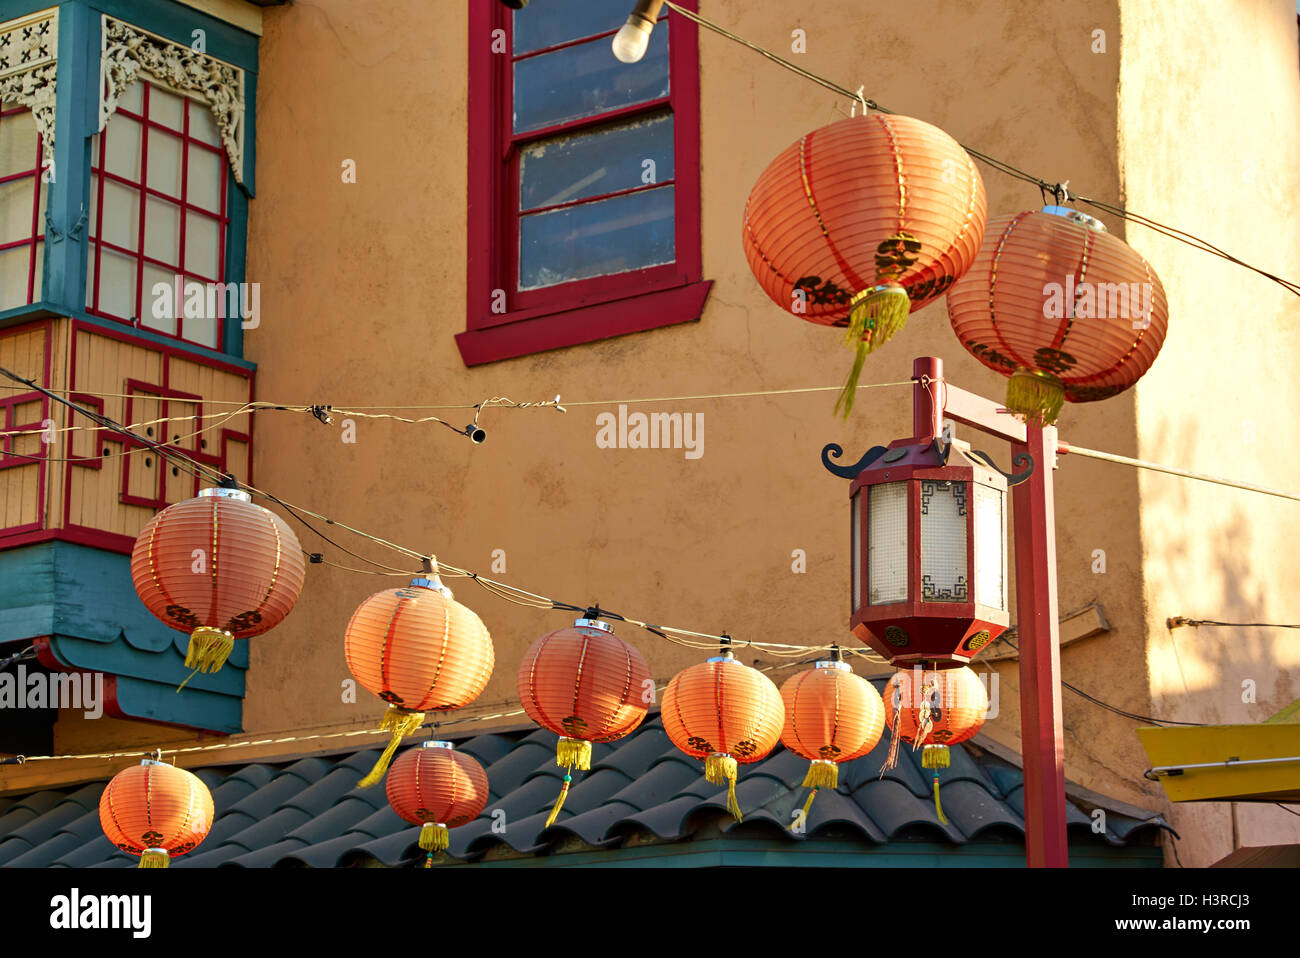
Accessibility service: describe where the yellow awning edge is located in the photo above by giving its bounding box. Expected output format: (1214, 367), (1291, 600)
(1138, 722), (1300, 803)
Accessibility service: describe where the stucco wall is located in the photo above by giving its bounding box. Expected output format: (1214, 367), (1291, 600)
(1118, 0), (1300, 866)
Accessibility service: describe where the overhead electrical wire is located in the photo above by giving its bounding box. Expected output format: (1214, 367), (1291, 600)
(660, 0), (1300, 298)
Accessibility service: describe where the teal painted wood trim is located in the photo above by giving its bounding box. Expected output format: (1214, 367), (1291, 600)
(221, 168), (248, 356)
(0, 542), (247, 716)
(83, 0), (259, 70)
(0, 303), (56, 326)
(41, 2), (95, 315)
(108, 673), (242, 733)
(469, 838), (1165, 869)
(0, 2), (50, 21)
(58, 309), (256, 370)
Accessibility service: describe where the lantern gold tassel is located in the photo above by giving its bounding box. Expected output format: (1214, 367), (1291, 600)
(705, 753), (742, 822)
(357, 706), (426, 788)
(790, 761), (838, 828)
(835, 284), (911, 417)
(544, 769), (574, 828)
(922, 745), (951, 825)
(556, 737), (592, 771)
(184, 627), (234, 673)
(138, 849), (170, 869)
(418, 822), (449, 852)
(1006, 367), (1065, 427)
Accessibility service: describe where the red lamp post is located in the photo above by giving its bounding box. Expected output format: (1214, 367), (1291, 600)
(825, 355), (1069, 867)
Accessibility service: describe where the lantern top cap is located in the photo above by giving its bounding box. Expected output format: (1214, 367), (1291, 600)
(409, 576), (453, 598)
(815, 659), (851, 671)
(1041, 205), (1107, 233)
(421, 740), (453, 750)
(574, 616), (615, 634)
(707, 650), (738, 664)
(198, 486), (252, 503)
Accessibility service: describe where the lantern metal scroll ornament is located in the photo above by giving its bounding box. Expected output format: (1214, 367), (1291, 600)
(823, 436), (1031, 667)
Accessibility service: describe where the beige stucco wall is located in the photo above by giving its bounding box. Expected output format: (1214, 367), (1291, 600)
(36, 1), (1299, 866)
(1118, 0), (1300, 866)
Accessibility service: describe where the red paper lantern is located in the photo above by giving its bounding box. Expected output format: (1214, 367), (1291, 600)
(517, 615), (651, 826)
(882, 666), (989, 823)
(130, 486), (306, 678)
(661, 649), (784, 821)
(344, 570), (494, 787)
(99, 757), (214, 868)
(947, 205), (1169, 425)
(780, 654), (885, 820)
(743, 113), (987, 413)
(386, 741), (489, 867)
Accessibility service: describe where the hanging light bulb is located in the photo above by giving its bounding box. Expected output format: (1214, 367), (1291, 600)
(612, 0), (665, 63)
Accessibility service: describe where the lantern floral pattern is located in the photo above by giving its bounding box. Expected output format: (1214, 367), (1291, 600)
(517, 617), (651, 826)
(947, 206), (1169, 425)
(662, 652), (784, 821)
(743, 113), (987, 413)
(130, 487), (306, 679)
(882, 666), (989, 824)
(344, 572), (494, 787)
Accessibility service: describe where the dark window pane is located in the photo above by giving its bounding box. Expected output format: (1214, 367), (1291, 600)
(520, 185), (675, 289)
(513, 0), (629, 55)
(520, 111), (674, 212)
(513, 25), (669, 134)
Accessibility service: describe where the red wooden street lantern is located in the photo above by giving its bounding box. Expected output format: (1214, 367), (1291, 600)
(824, 426), (1026, 667)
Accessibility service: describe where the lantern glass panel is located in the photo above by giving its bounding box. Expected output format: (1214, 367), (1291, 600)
(974, 483), (1006, 610)
(851, 490), (861, 611)
(867, 482), (907, 605)
(920, 479), (968, 602)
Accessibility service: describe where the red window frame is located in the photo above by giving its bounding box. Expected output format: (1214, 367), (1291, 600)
(0, 103), (47, 307)
(459, 1), (711, 366)
(87, 80), (230, 347)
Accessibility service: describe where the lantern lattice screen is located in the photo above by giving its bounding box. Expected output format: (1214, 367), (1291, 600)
(920, 479), (968, 602)
(850, 490), (861, 610)
(867, 481), (907, 605)
(974, 482), (1005, 610)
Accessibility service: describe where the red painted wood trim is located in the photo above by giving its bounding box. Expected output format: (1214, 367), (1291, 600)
(456, 278), (711, 367)
(465, 1), (706, 364)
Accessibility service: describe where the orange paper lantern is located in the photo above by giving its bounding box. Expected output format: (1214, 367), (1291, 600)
(517, 615), (652, 826)
(344, 570), (494, 787)
(780, 655), (885, 819)
(882, 665), (989, 823)
(99, 758), (214, 868)
(386, 741), (490, 867)
(661, 649), (784, 821)
(946, 205), (1169, 425)
(743, 113), (987, 413)
(130, 486), (305, 678)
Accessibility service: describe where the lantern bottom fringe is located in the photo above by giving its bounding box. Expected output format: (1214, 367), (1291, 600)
(881, 706), (904, 775)
(419, 822), (449, 852)
(931, 770), (950, 826)
(544, 771), (573, 829)
(705, 753), (742, 822)
(138, 849), (170, 869)
(357, 706), (426, 788)
(556, 737), (592, 771)
(835, 284), (911, 418)
(1006, 367), (1065, 427)
(176, 628), (234, 691)
(921, 744), (950, 769)
(801, 760), (838, 790)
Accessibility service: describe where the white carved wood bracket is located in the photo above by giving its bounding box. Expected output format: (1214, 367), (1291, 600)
(0, 8), (59, 169)
(99, 16), (245, 184)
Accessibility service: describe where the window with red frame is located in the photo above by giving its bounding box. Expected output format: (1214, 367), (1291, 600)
(460, 0), (708, 366)
(0, 101), (47, 312)
(86, 78), (229, 349)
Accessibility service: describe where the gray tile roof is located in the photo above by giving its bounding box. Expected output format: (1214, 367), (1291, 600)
(0, 706), (1172, 867)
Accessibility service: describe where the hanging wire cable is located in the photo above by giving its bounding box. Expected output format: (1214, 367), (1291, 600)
(660, 0), (1300, 298)
(1062, 443), (1300, 503)
(1167, 618), (1300, 630)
